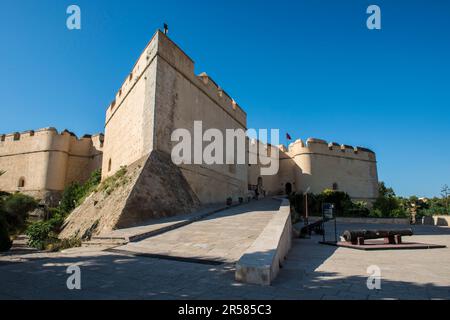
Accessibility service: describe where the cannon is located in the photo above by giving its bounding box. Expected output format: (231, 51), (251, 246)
(300, 219), (324, 237)
(342, 229), (413, 245)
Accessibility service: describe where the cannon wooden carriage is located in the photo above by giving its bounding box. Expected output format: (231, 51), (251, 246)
(342, 229), (413, 245)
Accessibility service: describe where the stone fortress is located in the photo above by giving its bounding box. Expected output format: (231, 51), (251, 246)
(0, 30), (378, 237)
(0, 128), (103, 204)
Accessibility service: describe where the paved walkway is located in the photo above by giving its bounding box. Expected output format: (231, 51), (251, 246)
(1, 221), (449, 300)
(274, 223), (450, 300)
(93, 203), (237, 243)
(114, 198), (280, 263)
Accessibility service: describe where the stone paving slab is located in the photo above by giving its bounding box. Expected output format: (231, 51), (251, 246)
(114, 198), (280, 263)
(1, 221), (450, 300)
(93, 203), (239, 243)
(274, 223), (450, 300)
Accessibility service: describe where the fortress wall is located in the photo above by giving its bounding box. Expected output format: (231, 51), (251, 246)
(87, 134), (104, 173)
(153, 31), (248, 204)
(43, 132), (71, 192)
(277, 148), (298, 194)
(0, 128), (64, 198)
(247, 142), (279, 195)
(65, 135), (103, 185)
(288, 138), (379, 202)
(102, 32), (160, 180)
(0, 128), (103, 202)
(247, 141), (294, 196)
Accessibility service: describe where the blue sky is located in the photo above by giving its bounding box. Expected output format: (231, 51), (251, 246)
(0, 0), (449, 198)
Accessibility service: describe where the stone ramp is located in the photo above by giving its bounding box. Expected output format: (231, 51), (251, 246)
(114, 198), (281, 264)
(85, 203), (238, 246)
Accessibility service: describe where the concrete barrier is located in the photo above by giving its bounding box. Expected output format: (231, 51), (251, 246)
(235, 199), (292, 286)
(421, 216), (450, 227)
(434, 216), (450, 226)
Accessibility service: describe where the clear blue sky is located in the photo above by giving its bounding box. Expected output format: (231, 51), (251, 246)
(1, 0), (449, 198)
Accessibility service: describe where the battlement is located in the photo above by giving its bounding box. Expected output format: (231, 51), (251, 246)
(195, 72), (246, 119)
(0, 128), (104, 203)
(0, 127), (104, 158)
(0, 127), (103, 144)
(105, 30), (246, 127)
(287, 137), (376, 161)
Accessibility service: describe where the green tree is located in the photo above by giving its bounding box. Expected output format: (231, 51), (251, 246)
(1, 193), (37, 235)
(26, 169), (102, 250)
(378, 181), (396, 198)
(372, 182), (401, 217)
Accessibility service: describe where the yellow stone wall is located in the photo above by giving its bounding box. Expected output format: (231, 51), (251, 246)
(1, 29), (380, 208)
(0, 128), (103, 202)
(102, 31), (248, 204)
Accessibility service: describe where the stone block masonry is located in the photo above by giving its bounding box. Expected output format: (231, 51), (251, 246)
(59, 150), (200, 239)
(235, 198), (292, 285)
(1, 29), (380, 239)
(0, 127), (103, 204)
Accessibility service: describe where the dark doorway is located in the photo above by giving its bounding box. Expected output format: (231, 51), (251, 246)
(285, 183), (292, 195)
(18, 177), (25, 188)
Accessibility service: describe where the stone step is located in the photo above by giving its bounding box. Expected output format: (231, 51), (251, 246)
(82, 237), (128, 247)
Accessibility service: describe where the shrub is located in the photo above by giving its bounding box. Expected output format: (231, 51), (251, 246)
(26, 213), (65, 250)
(369, 208), (383, 218)
(26, 220), (53, 250)
(25, 170), (102, 251)
(46, 238), (81, 252)
(316, 189), (353, 216)
(0, 216), (12, 252)
(372, 182), (402, 216)
(0, 193), (37, 235)
(59, 169), (102, 214)
(58, 183), (82, 215)
(75, 169), (102, 206)
(0, 191), (11, 197)
(98, 167), (127, 196)
(290, 190), (372, 218)
(390, 208), (409, 218)
(344, 201), (370, 217)
(289, 193), (321, 221)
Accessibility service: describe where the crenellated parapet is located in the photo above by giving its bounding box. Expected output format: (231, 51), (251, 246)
(105, 30), (246, 128)
(281, 137), (379, 201)
(0, 127), (103, 158)
(195, 72), (246, 126)
(0, 128), (104, 204)
(287, 137), (376, 162)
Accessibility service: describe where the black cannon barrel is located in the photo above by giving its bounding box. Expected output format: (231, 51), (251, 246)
(342, 229), (413, 242)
